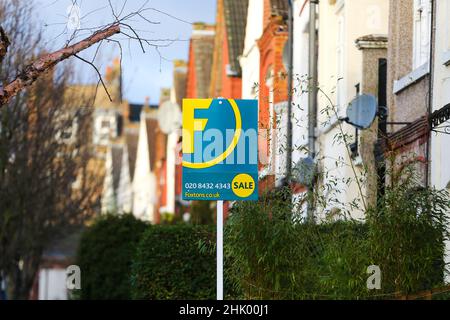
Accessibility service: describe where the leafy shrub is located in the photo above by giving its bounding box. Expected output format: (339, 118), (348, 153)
(131, 224), (215, 299)
(76, 214), (148, 299)
(225, 187), (369, 299)
(366, 176), (450, 296)
(160, 212), (183, 225)
(225, 182), (449, 300)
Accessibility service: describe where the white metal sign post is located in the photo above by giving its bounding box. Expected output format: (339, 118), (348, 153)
(217, 200), (223, 300)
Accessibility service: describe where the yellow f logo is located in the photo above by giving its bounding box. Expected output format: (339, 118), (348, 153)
(182, 99), (242, 169)
(182, 99), (212, 154)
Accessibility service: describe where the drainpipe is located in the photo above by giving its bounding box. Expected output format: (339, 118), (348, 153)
(286, 0), (294, 183)
(308, 0), (318, 160)
(426, 0), (435, 188)
(307, 0), (318, 220)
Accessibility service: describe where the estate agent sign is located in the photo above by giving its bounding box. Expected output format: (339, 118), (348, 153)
(182, 98), (258, 201)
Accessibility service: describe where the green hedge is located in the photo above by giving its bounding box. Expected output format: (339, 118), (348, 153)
(131, 224), (216, 299)
(225, 195), (369, 299)
(76, 214), (148, 299)
(225, 185), (448, 299)
(75, 180), (448, 300)
(366, 185), (449, 296)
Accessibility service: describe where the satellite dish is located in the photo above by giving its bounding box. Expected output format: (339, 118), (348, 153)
(282, 42), (289, 71)
(344, 94), (378, 130)
(292, 156), (316, 188)
(157, 101), (181, 134)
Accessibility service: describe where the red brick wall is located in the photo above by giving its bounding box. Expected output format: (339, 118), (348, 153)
(263, 0), (272, 28)
(259, 175), (275, 196)
(186, 40), (197, 99)
(210, 0), (224, 98)
(258, 22), (288, 126)
(160, 159), (167, 208)
(384, 117), (429, 185)
(257, 17), (288, 187)
(176, 39), (196, 215)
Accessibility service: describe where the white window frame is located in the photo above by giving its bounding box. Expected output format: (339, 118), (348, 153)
(394, 0), (432, 93)
(447, 0), (450, 50)
(443, 0), (450, 65)
(413, 0), (432, 69)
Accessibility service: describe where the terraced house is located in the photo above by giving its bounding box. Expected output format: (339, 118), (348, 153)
(385, 0), (432, 186)
(430, 0), (450, 281)
(431, 0), (450, 205)
(289, 0), (389, 219)
(209, 0), (248, 99)
(245, 0), (289, 192)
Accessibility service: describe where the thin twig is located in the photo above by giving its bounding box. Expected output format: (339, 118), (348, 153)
(74, 54), (112, 102)
(119, 23), (145, 53)
(318, 87), (368, 212)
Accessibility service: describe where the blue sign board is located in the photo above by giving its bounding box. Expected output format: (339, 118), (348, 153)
(182, 98), (258, 201)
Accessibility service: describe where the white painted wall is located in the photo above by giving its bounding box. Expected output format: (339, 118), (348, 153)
(431, 0), (450, 189)
(432, 0), (450, 282)
(274, 102), (288, 186)
(315, 0), (388, 220)
(38, 269), (67, 300)
(240, 0), (264, 100)
(117, 143), (133, 213)
(132, 113), (156, 222)
(291, 0), (311, 216)
(101, 145), (116, 214)
(292, 0), (310, 165)
(162, 87), (183, 216)
(165, 130), (179, 214)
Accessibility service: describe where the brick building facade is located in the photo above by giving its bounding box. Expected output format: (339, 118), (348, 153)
(257, 0), (289, 192)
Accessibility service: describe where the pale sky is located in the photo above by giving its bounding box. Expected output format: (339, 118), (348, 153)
(35, 0), (216, 105)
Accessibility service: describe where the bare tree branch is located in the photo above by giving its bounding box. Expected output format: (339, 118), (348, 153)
(0, 23), (120, 107)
